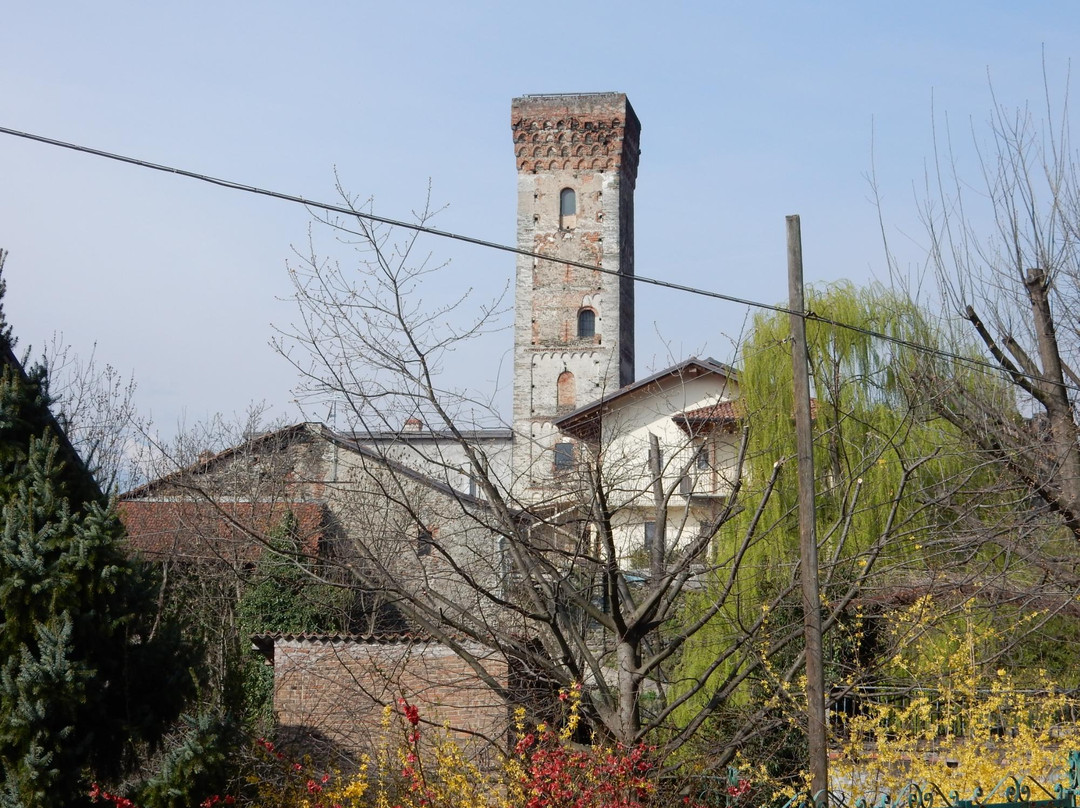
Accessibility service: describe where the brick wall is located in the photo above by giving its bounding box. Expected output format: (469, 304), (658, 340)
(269, 635), (509, 760)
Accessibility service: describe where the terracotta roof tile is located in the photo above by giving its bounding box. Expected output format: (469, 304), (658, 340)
(673, 397), (818, 434)
(118, 500), (326, 563)
(677, 400), (743, 421)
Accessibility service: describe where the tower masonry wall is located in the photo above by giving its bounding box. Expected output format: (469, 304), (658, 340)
(510, 93), (640, 491)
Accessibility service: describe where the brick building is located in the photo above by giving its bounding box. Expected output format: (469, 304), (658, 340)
(250, 633), (508, 761)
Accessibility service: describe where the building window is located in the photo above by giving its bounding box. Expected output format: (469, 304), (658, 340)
(696, 443), (710, 470)
(554, 442), (575, 472)
(644, 521), (656, 553)
(557, 370), (576, 411)
(417, 526), (435, 557)
(559, 188), (577, 229)
(577, 308), (596, 339)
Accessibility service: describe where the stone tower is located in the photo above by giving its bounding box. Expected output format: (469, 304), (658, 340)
(510, 93), (641, 491)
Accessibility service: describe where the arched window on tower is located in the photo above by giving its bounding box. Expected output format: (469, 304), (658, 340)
(577, 308), (596, 339)
(557, 370), (576, 411)
(560, 188), (577, 229)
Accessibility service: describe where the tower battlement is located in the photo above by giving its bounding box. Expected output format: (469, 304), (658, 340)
(511, 93), (640, 184)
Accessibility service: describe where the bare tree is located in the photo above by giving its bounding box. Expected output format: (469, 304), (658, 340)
(911, 75), (1080, 543)
(42, 335), (149, 492)
(853, 73), (1080, 704)
(0, 250), (147, 493)
(255, 190), (954, 772)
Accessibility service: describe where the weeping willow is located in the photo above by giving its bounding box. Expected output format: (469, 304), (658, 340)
(736, 281), (945, 568)
(668, 281), (1007, 756)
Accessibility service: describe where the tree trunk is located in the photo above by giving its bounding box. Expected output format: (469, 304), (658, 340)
(1025, 268), (1080, 532)
(615, 638), (641, 744)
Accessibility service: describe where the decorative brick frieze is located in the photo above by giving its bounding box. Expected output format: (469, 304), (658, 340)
(511, 93), (641, 184)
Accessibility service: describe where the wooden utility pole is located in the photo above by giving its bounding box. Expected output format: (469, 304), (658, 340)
(787, 214), (828, 805)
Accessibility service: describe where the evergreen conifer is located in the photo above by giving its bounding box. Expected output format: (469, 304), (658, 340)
(0, 260), (196, 806)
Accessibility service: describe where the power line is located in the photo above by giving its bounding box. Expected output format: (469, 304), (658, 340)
(0, 124), (764, 306)
(1, 123), (1077, 395)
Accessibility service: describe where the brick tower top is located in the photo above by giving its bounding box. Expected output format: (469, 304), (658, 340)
(511, 93), (641, 185)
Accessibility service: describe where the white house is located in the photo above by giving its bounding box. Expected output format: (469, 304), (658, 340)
(553, 356), (740, 562)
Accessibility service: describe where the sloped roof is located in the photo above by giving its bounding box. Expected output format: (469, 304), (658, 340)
(672, 399), (743, 435)
(555, 356), (737, 441)
(348, 427), (512, 443)
(119, 499), (327, 563)
(671, 396), (820, 436)
(119, 421), (520, 566)
(677, 399), (742, 421)
(121, 422), (318, 500)
(123, 421), (497, 512)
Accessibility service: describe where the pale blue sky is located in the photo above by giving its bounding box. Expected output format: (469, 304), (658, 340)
(1, 2), (1076, 433)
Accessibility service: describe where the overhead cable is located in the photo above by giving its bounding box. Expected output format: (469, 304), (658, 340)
(1, 124), (1076, 394)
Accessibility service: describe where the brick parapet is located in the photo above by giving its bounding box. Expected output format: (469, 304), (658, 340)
(511, 93), (640, 185)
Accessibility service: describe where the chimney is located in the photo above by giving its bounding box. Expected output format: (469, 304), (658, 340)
(403, 418), (424, 433)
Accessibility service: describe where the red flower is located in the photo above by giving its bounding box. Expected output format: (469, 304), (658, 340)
(726, 779), (752, 799)
(403, 702), (420, 726)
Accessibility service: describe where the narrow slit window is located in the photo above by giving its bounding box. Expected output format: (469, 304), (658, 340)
(577, 308), (595, 339)
(559, 188), (577, 229)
